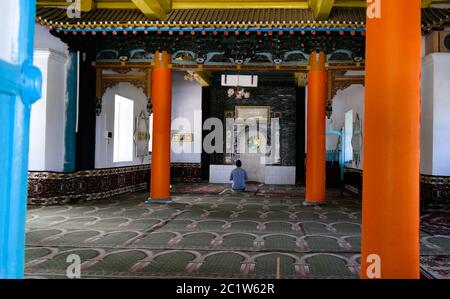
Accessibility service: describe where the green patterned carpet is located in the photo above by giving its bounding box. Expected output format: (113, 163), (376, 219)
(24, 184), (450, 279)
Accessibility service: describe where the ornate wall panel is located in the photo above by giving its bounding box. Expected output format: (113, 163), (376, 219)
(343, 167), (363, 199)
(28, 163), (201, 205)
(209, 86), (297, 167)
(343, 169), (450, 209)
(421, 175), (450, 209)
(170, 163), (202, 182)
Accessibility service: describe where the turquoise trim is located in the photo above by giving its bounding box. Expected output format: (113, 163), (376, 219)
(0, 0), (42, 278)
(326, 150), (340, 162)
(64, 52), (78, 172)
(326, 129), (345, 182)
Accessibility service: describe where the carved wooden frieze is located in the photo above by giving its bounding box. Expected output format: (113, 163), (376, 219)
(93, 62), (152, 115)
(329, 74), (365, 100)
(327, 72), (365, 118)
(101, 79), (147, 97)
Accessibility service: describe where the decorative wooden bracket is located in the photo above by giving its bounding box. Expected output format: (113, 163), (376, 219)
(327, 71), (365, 118)
(186, 70), (211, 87)
(92, 62), (153, 116)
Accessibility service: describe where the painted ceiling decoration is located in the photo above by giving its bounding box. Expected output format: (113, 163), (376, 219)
(53, 26), (366, 65)
(36, 5), (450, 32)
(35, 1), (449, 66)
(37, 7), (367, 32)
(421, 8), (450, 31)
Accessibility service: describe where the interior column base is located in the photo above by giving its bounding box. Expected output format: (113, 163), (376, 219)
(146, 198), (173, 204)
(302, 201), (325, 207)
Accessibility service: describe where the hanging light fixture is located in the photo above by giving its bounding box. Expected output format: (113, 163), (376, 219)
(227, 87), (250, 99)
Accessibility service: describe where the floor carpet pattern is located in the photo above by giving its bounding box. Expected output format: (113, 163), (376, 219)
(24, 184), (450, 279)
(420, 210), (450, 278)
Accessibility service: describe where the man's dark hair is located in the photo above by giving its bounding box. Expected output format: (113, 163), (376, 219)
(236, 160), (242, 167)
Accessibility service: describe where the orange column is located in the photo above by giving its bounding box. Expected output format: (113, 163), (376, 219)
(149, 51), (172, 202)
(361, 0), (421, 278)
(305, 51), (327, 204)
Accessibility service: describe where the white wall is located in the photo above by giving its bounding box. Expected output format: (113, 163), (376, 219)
(327, 84), (365, 170)
(421, 54), (435, 175)
(421, 53), (450, 176)
(95, 82), (151, 168)
(30, 51), (48, 170)
(170, 71), (202, 163)
(29, 25), (69, 172)
(95, 71), (202, 168)
(34, 24), (68, 54)
(327, 54), (450, 176)
(209, 165), (296, 185)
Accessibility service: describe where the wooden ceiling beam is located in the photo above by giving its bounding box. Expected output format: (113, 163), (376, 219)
(172, 1), (309, 9)
(35, 0), (450, 15)
(36, 0), (450, 11)
(36, 1), (136, 9)
(333, 1), (366, 8)
(131, 0), (167, 19)
(37, 0), (97, 12)
(309, 0), (335, 20)
(97, 2), (137, 9)
(80, 0), (96, 12)
(157, 0), (172, 11)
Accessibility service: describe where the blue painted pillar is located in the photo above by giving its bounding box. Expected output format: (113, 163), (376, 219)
(0, 0), (41, 278)
(64, 52), (78, 172)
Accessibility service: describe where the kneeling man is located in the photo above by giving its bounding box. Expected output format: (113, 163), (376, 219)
(229, 160), (248, 192)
